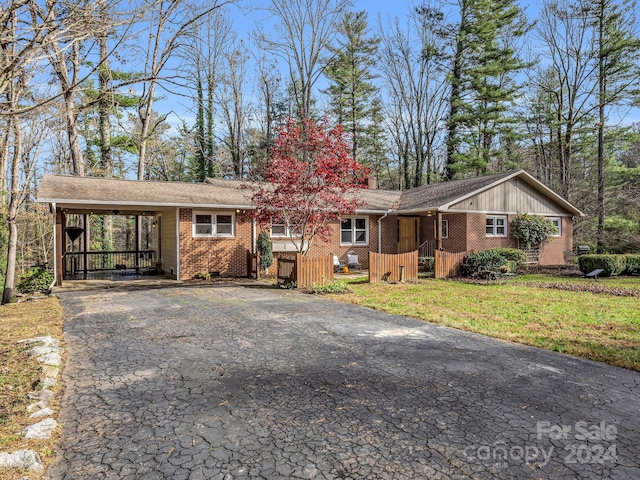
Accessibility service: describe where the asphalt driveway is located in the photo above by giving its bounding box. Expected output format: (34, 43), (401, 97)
(49, 283), (640, 479)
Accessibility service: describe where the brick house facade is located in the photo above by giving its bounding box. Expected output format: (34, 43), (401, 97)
(39, 170), (584, 284)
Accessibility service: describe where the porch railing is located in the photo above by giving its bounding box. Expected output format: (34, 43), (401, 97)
(418, 240), (434, 258)
(64, 250), (156, 275)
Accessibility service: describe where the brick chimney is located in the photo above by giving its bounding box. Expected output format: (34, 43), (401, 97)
(366, 175), (377, 190)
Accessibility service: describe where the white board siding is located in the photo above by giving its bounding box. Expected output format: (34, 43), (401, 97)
(448, 178), (572, 215)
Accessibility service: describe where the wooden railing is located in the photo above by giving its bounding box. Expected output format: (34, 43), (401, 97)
(369, 251), (418, 283)
(64, 250), (155, 275)
(247, 251), (260, 279)
(277, 253), (334, 288)
(418, 240), (434, 258)
(434, 250), (468, 279)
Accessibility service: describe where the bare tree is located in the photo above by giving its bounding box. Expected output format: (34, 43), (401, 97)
(256, 0), (351, 120)
(136, 0), (230, 180)
(218, 42), (249, 178)
(532, 0), (598, 199)
(379, 12), (449, 188)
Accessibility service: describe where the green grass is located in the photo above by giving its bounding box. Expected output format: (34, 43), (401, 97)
(515, 273), (640, 288)
(327, 279), (640, 371)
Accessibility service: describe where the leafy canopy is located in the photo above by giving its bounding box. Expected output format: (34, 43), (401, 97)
(246, 118), (366, 254)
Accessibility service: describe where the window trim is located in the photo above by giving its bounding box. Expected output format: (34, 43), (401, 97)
(192, 211), (235, 238)
(547, 216), (562, 236)
(486, 215), (508, 237)
(340, 216), (369, 246)
(433, 219), (449, 239)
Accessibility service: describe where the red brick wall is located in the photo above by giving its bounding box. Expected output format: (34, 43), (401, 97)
(296, 214), (391, 268)
(179, 208), (253, 279)
(442, 213), (467, 252)
(466, 213), (516, 252)
(539, 217), (573, 265)
(466, 213), (573, 264)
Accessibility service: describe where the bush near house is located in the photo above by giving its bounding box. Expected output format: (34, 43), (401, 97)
(461, 248), (527, 276)
(624, 255), (640, 275)
(578, 254), (640, 277)
(17, 264), (54, 295)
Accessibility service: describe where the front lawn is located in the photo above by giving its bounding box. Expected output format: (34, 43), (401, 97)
(326, 279), (640, 371)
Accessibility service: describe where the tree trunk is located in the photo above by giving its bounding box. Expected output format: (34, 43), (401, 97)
(3, 106), (22, 304)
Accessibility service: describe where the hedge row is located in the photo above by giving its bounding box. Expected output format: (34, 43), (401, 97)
(578, 254), (640, 277)
(461, 248), (527, 276)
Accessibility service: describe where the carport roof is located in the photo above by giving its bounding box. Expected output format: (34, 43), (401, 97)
(38, 174), (401, 213)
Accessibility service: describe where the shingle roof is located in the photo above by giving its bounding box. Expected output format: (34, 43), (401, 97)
(38, 175), (253, 207)
(398, 171), (516, 211)
(37, 170), (582, 216)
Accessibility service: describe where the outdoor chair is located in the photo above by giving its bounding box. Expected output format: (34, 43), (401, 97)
(333, 254), (346, 273)
(346, 252), (362, 270)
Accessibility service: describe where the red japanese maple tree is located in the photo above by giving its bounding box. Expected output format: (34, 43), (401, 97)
(246, 117), (366, 255)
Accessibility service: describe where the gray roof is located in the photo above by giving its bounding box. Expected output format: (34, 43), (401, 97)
(38, 175), (253, 208)
(37, 170), (582, 216)
(399, 171), (516, 210)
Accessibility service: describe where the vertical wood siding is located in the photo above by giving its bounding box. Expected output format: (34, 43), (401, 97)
(434, 250), (468, 279)
(369, 251), (418, 283)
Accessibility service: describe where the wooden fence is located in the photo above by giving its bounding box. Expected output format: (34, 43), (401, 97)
(247, 251), (260, 279)
(434, 250), (468, 279)
(277, 253), (334, 288)
(369, 251), (418, 283)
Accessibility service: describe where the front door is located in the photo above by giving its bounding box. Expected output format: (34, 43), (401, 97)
(398, 217), (419, 253)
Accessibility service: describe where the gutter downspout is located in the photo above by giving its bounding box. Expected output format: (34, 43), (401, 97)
(253, 219), (257, 254)
(378, 211), (390, 253)
(176, 207), (180, 281)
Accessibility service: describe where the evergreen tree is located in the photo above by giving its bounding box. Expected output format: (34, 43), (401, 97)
(445, 0), (531, 178)
(324, 11), (382, 168)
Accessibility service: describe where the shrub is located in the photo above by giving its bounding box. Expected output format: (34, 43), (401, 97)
(487, 248), (527, 267)
(420, 257), (434, 273)
(308, 279), (348, 294)
(462, 250), (507, 276)
(510, 213), (557, 248)
(17, 265), (54, 294)
(257, 231), (273, 273)
(578, 255), (627, 277)
(623, 255), (640, 275)
(194, 271), (211, 280)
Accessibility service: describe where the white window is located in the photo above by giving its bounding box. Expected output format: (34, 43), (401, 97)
(270, 221), (301, 238)
(192, 212), (234, 237)
(548, 217), (562, 236)
(433, 219), (449, 239)
(341, 217), (368, 245)
(486, 215), (507, 237)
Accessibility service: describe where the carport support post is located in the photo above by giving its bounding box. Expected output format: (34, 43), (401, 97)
(83, 214), (89, 278)
(55, 209), (64, 286)
(135, 215), (140, 271)
(436, 212), (443, 250)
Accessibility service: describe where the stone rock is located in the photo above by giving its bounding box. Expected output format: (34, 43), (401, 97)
(41, 365), (60, 378)
(22, 418), (58, 439)
(39, 377), (57, 389)
(36, 352), (61, 366)
(0, 449), (42, 470)
(27, 389), (54, 403)
(17, 336), (59, 347)
(27, 402), (48, 413)
(26, 345), (62, 358)
(29, 407), (54, 419)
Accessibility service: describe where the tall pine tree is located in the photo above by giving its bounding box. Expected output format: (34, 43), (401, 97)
(324, 11), (383, 169)
(445, 0), (531, 178)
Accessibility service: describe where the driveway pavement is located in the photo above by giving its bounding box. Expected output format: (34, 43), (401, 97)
(49, 283), (640, 479)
